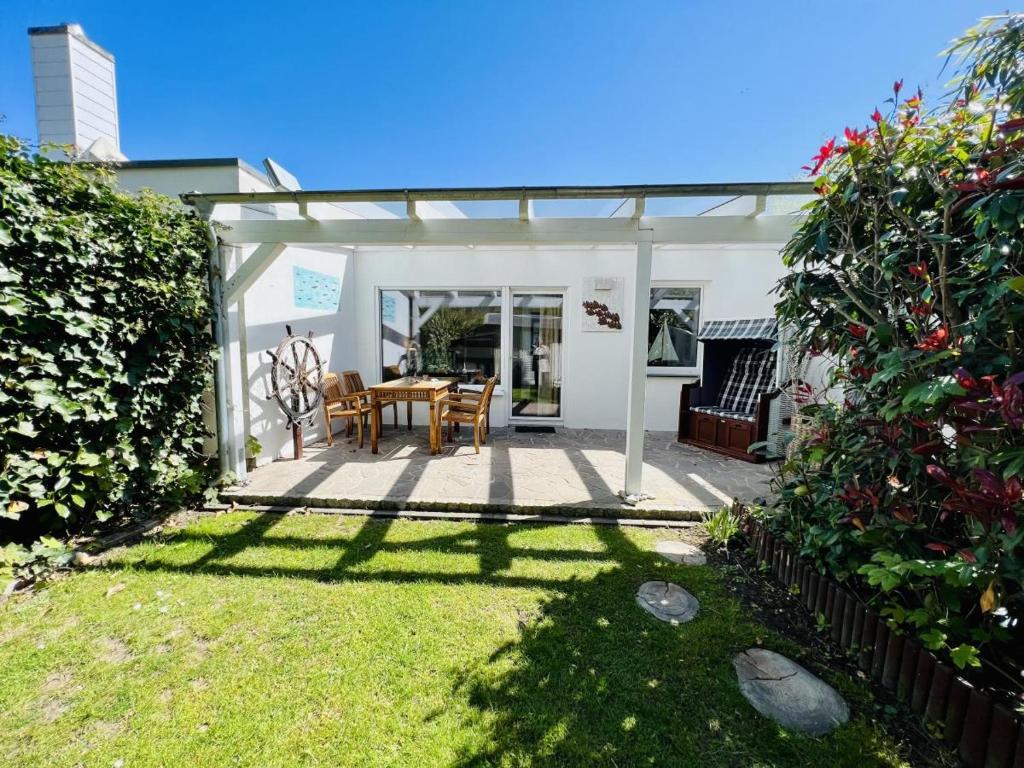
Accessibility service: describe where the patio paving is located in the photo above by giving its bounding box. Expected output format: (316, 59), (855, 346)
(223, 428), (775, 518)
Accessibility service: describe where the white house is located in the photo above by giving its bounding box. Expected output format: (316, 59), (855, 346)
(26, 24), (811, 499)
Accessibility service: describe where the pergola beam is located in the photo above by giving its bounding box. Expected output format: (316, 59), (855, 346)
(213, 215), (796, 247)
(223, 242), (287, 305)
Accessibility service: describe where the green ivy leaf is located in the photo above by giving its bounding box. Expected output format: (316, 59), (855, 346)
(949, 644), (981, 669)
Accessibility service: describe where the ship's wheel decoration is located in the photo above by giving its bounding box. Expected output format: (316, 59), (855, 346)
(267, 326), (323, 458)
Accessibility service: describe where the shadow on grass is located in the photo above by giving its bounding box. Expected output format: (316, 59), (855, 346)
(108, 513), (905, 768)
(447, 525), (905, 768)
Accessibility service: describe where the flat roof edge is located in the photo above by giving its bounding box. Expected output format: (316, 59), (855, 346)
(181, 181), (814, 206)
(28, 24), (115, 61)
(112, 157), (266, 178)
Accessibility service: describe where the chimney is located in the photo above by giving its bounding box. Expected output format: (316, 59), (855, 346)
(28, 23), (125, 160)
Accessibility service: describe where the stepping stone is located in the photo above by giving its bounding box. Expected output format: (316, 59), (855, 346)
(635, 581), (700, 624)
(655, 540), (707, 566)
(732, 649), (849, 736)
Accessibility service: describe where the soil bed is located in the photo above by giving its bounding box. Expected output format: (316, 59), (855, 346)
(708, 541), (957, 768)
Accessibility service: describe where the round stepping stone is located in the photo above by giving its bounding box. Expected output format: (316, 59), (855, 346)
(655, 540), (706, 566)
(733, 649), (849, 736)
(635, 581), (700, 624)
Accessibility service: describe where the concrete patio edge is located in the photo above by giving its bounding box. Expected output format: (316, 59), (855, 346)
(210, 502), (701, 528)
(218, 491), (707, 522)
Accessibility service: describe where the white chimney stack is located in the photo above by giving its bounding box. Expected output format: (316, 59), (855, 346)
(28, 23), (125, 160)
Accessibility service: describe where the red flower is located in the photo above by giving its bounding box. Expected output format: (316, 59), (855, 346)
(893, 79), (903, 97)
(908, 261), (929, 278)
(844, 126), (869, 148)
(804, 137), (838, 176)
(952, 367), (979, 391)
(915, 326), (949, 351)
(871, 108), (883, 123)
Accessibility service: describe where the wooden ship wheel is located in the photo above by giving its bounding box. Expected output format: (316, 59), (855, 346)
(266, 325), (324, 458)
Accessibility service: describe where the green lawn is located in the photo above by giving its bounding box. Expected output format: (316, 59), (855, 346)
(0, 513), (911, 767)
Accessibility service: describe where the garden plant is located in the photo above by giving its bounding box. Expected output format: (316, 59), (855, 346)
(0, 137), (215, 578)
(772, 14), (1024, 677)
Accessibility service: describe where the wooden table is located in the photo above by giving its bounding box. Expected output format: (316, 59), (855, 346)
(369, 378), (454, 454)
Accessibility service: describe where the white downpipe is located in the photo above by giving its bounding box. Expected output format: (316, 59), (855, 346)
(204, 220), (232, 480)
(622, 232), (653, 501)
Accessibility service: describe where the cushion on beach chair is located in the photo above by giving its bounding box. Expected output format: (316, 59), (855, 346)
(716, 347), (777, 414)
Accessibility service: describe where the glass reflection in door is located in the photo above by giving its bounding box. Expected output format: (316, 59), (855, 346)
(511, 293), (563, 418)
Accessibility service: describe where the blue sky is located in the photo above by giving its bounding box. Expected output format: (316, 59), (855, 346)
(0, 1), (1002, 190)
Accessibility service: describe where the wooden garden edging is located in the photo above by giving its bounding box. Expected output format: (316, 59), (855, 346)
(747, 521), (1023, 767)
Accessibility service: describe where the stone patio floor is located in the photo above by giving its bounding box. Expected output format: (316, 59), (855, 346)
(223, 428), (776, 518)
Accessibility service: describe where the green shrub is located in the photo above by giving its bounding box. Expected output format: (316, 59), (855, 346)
(0, 136), (215, 552)
(771, 16), (1024, 669)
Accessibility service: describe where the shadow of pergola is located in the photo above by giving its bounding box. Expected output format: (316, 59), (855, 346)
(122, 511), (634, 589)
(106, 513), (891, 766)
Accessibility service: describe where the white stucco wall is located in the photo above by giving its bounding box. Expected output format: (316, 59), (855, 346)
(645, 245), (787, 430)
(353, 243), (788, 432)
(239, 245), (356, 461)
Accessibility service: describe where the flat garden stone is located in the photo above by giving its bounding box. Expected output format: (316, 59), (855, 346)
(732, 648), (849, 736)
(635, 581), (700, 624)
(655, 540), (706, 566)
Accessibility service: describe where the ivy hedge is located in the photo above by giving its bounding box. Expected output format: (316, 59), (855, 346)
(0, 136), (215, 561)
(770, 16), (1024, 675)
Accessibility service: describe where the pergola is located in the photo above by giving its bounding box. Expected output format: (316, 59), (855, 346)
(182, 181), (811, 502)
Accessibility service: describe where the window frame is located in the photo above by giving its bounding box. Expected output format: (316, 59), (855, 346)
(376, 286), (506, 385)
(645, 281), (706, 377)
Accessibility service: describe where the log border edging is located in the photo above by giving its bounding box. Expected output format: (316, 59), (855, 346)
(746, 521), (1023, 768)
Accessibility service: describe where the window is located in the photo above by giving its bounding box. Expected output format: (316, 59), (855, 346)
(379, 289), (502, 383)
(647, 285), (701, 371)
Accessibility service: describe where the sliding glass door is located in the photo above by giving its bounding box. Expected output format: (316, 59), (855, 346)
(510, 292), (564, 420)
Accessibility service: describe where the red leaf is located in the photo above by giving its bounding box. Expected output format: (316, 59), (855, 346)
(925, 542), (952, 554)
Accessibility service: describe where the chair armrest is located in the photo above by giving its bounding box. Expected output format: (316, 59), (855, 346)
(326, 392), (364, 410)
(451, 391), (483, 402)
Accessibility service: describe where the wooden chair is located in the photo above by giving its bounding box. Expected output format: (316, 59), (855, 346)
(341, 370), (409, 431)
(441, 377), (497, 453)
(323, 372), (369, 448)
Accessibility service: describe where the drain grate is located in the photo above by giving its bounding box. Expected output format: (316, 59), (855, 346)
(515, 425), (556, 434)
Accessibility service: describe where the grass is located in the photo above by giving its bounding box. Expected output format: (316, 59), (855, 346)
(0, 512), (912, 767)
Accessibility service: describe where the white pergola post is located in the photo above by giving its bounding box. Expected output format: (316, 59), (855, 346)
(623, 230), (653, 500)
(220, 245), (249, 480)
